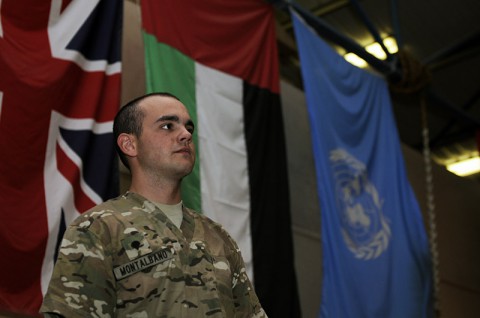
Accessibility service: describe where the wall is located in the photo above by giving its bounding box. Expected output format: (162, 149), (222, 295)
(403, 142), (480, 318)
(280, 81), (322, 318)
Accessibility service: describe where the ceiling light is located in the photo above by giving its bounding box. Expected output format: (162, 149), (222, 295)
(383, 37), (398, 54)
(344, 52), (367, 68)
(446, 156), (480, 177)
(344, 36), (398, 67)
(365, 42), (387, 60)
(365, 36), (399, 60)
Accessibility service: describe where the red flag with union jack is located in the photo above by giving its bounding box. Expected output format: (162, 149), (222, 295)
(0, 0), (121, 314)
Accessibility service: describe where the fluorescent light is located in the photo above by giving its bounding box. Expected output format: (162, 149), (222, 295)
(344, 36), (398, 67)
(366, 42), (387, 60)
(446, 156), (480, 177)
(365, 36), (399, 60)
(383, 37), (398, 54)
(344, 52), (367, 68)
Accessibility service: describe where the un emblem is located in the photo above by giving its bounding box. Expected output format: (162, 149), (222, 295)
(330, 149), (391, 260)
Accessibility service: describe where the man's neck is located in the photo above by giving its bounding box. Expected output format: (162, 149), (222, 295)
(129, 175), (182, 205)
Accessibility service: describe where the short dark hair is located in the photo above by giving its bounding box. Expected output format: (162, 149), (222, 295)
(113, 92), (180, 170)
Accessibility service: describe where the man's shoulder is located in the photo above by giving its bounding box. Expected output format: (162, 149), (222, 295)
(184, 207), (234, 239)
(184, 207), (219, 226)
(85, 194), (128, 213)
(69, 193), (143, 227)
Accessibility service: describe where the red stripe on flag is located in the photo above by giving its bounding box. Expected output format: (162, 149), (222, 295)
(55, 143), (97, 213)
(141, 0), (280, 93)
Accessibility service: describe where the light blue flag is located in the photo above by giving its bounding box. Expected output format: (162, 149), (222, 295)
(291, 10), (433, 318)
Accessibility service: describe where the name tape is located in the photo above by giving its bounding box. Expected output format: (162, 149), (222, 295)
(113, 249), (173, 280)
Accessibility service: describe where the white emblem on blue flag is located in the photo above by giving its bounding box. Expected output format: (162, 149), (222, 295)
(330, 148), (391, 260)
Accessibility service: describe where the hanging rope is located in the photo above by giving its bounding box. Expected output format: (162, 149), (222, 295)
(420, 94), (441, 317)
(389, 50), (431, 94)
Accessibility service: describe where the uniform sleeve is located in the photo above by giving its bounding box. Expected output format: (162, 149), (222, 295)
(40, 221), (116, 317)
(225, 232), (268, 318)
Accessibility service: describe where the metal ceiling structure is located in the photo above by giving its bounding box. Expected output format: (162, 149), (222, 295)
(271, 0), (480, 179)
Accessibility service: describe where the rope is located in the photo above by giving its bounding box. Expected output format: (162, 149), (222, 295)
(389, 50), (431, 95)
(420, 95), (441, 317)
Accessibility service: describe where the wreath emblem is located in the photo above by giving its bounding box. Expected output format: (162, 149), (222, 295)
(330, 149), (391, 260)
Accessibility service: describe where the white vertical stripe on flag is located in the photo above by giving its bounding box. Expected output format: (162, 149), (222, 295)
(195, 62), (253, 279)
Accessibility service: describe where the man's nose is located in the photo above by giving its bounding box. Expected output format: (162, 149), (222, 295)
(179, 127), (193, 143)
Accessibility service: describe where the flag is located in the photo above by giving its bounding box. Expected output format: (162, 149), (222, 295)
(140, 1), (300, 316)
(291, 10), (433, 318)
(0, 0), (121, 314)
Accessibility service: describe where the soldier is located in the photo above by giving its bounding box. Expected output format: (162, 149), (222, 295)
(40, 92), (267, 317)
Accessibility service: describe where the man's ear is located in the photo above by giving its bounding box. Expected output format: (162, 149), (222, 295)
(117, 133), (137, 157)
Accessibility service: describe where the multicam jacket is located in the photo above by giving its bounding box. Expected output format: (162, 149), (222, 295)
(40, 192), (267, 317)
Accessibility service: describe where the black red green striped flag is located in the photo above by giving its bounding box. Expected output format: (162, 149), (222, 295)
(140, 1), (301, 316)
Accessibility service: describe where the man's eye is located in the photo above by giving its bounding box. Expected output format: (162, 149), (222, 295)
(187, 126), (194, 134)
(160, 123), (172, 130)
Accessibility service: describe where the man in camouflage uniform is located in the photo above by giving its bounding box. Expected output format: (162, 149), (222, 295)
(40, 93), (267, 317)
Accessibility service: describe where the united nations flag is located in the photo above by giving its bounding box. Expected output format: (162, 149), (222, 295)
(292, 10), (433, 318)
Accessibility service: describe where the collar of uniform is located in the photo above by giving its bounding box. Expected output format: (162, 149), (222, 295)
(123, 191), (196, 242)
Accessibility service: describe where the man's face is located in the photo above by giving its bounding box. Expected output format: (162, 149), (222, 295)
(135, 95), (196, 180)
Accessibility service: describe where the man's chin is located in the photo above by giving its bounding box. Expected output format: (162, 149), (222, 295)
(177, 164), (194, 177)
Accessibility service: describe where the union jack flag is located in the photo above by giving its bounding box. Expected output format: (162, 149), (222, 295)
(0, 0), (122, 314)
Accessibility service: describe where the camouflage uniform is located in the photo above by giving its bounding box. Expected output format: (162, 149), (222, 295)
(40, 192), (267, 317)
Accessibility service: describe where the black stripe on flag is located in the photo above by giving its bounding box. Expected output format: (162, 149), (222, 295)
(243, 82), (301, 317)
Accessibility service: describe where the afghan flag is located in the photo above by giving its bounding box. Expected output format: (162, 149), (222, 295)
(140, 1), (300, 316)
(0, 0), (121, 314)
